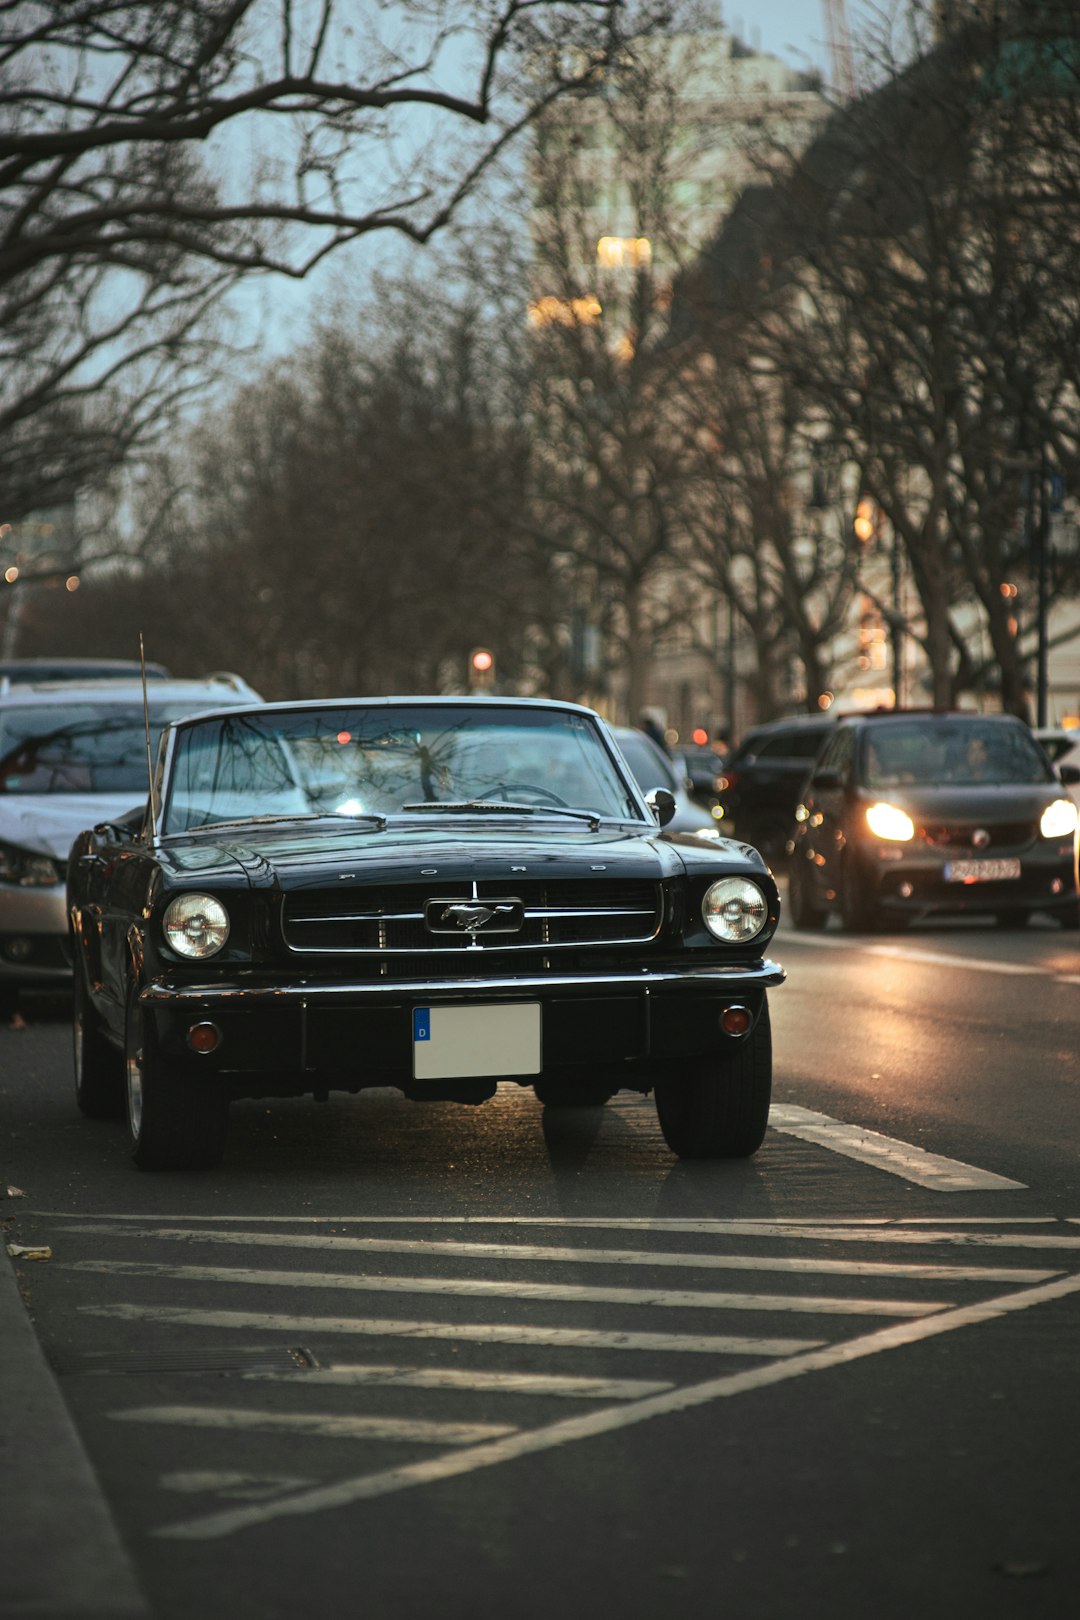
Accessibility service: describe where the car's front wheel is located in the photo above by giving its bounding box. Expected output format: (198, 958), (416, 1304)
(788, 855), (827, 930)
(839, 851), (878, 932)
(125, 981), (228, 1170)
(653, 1000), (772, 1160)
(73, 962), (125, 1119)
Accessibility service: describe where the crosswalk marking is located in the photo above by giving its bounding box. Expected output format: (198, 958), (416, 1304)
(244, 1366), (674, 1400)
(66, 1259), (950, 1319)
(54, 1224), (1059, 1284)
(154, 1269), (1080, 1541)
(768, 1104), (1026, 1191)
(113, 1407), (516, 1445)
(81, 1302), (824, 1358)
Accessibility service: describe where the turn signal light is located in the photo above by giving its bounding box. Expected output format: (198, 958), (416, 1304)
(187, 1022), (222, 1054)
(720, 1006), (752, 1036)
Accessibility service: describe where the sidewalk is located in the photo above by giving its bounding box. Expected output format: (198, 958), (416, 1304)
(1, 1230), (148, 1617)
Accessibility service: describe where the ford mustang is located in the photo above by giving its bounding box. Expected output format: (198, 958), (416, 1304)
(67, 697), (784, 1169)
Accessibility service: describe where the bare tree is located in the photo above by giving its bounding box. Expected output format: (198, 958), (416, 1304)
(686, 3), (1080, 715)
(0, 0), (649, 638)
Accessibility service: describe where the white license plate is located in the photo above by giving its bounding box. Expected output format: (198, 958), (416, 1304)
(412, 1003), (541, 1080)
(944, 858), (1021, 884)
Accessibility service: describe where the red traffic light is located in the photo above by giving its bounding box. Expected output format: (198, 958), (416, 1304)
(471, 649), (494, 673)
(691, 727), (709, 747)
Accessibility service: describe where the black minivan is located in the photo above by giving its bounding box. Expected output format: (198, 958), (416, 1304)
(714, 714), (836, 860)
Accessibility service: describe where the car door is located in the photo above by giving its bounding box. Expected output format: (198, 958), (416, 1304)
(803, 726), (856, 899)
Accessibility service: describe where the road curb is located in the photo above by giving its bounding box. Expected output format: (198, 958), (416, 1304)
(0, 1237), (148, 1617)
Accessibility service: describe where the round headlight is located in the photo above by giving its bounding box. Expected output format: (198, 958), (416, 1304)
(163, 894), (230, 959)
(702, 878), (768, 943)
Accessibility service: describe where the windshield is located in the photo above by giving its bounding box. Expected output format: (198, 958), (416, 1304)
(0, 700), (241, 796)
(862, 721), (1054, 789)
(161, 705), (641, 834)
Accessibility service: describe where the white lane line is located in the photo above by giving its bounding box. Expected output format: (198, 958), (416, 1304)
(244, 1367), (674, 1400)
(66, 1260), (949, 1319)
(80, 1304), (823, 1359)
(769, 1104), (1026, 1192)
(777, 932), (1080, 985)
(51, 1213), (1080, 1247)
(112, 1408), (515, 1445)
(55, 1224), (1057, 1284)
(37, 1212), (1063, 1228)
(155, 1269), (1080, 1540)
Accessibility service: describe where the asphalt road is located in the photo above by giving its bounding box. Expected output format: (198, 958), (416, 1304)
(3, 906), (1079, 1620)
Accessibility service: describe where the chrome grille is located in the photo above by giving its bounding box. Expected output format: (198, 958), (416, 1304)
(281, 879), (663, 956)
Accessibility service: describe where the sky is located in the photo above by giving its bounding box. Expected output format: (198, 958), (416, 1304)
(237, 1), (878, 353)
(727, 1), (832, 71)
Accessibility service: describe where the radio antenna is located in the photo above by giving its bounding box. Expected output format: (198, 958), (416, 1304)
(139, 633), (159, 840)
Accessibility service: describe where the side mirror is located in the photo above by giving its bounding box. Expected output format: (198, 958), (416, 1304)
(813, 767), (842, 791)
(1059, 764), (1080, 786)
(645, 787), (677, 827)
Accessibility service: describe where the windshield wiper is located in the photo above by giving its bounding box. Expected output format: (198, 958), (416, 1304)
(402, 800), (602, 831)
(170, 811), (387, 834)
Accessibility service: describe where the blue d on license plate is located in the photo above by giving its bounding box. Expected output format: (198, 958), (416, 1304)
(944, 858), (1021, 883)
(412, 1003), (541, 1080)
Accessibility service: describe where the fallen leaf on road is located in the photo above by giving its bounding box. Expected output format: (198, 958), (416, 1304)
(5, 1186), (27, 1198)
(5, 1243), (52, 1261)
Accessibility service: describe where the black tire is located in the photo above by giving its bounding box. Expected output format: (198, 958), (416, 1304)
(534, 1078), (616, 1108)
(73, 963), (124, 1119)
(839, 852), (878, 932)
(125, 981), (228, 1170)
(788, 856), (827, 930)
(653, 999), (772, 1160)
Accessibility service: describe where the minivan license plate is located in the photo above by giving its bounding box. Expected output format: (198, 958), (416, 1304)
(944, 858), (1021, 883)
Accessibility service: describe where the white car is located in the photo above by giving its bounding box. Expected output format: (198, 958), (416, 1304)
(0, 673), (260, 999)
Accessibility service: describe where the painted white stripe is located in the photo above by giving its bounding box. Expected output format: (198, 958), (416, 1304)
(112, 1407), (514, 1445)
(769, 1104), (1026, 1192)
(80, 1303), (823, 1359)
(37, 1211), (1063, 1229)
(154, 1269), (1080, 1540)
(777, 931), (1080, 984)
(55, 1224), (1056, 1285)
(66, 1259), (949, 1319)
(48, 1212), (1080, 1247)
(245, 1366), (673, 1400)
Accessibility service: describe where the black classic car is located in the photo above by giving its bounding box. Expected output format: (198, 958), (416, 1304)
(68, 697), (784, 1170)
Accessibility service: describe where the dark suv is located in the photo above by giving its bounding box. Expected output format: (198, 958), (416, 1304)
(713, 714), (836, 860)
(788, 710), (1080, 931)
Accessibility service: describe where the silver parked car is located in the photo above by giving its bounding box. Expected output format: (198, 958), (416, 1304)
(0, 673), (260, 998)
(610, 727), (725, 840)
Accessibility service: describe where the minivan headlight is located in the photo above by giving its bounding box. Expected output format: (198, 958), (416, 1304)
(865, 802), (915, 841)
(702, 878), (768, 942)
(163, 894), (230, 959)
(1041, 798), (1078, 839)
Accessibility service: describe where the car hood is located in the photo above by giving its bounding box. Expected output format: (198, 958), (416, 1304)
(0, 793), (145, 860)
(862, 783), (1064, 821)
(153, 817), (731, 888)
